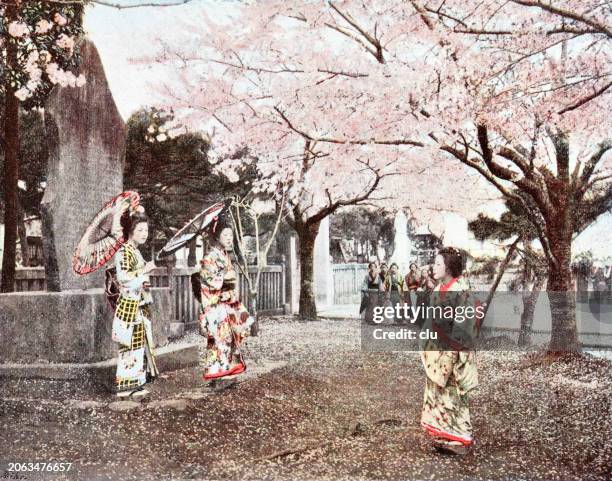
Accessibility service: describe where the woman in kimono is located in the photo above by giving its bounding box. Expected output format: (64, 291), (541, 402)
(360, 262), (382, 324)
(384, 263), (406, 324)
(112, 208), (159, 398)
(199, 222), (254, 389)
(420, 247), (479, 454)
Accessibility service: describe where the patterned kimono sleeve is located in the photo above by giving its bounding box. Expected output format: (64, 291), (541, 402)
(200, 252), (224, 310)
(115, 245), (147, 291)
(450, 290), (478, 350)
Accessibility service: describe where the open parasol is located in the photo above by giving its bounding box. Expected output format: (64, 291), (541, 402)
(156, 201), (226, 261)
(72, 191), (141, 275)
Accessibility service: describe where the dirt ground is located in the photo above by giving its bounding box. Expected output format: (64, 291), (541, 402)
(1, 316), (611, 481)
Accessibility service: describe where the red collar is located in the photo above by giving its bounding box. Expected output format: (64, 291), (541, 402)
(440, 277), (459, 293)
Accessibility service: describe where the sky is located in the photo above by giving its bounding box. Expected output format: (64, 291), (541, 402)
(83, 0), (205, 119)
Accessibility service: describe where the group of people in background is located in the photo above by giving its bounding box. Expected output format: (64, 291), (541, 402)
(360, 260), (437, 325)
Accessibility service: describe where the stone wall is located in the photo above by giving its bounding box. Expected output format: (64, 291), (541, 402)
(0, 288), (171, 364)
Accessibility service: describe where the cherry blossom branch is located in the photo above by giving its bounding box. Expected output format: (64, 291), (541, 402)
(408, 133), (555, 265)
(0, 0), (193, 7)
(273, 106), (423, 147)
(579, 140), (612, 186)
(327, 1), (385, 63)
(558, 80), (612, 114)
(510, 0), (612, 39)
(307, 158), (396, 225)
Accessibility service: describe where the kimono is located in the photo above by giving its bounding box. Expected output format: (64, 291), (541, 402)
(384, 272), (406, 323)
(112, 241), (158, 392)
(420, 277), (479, 446)
(405, 271), (421, 308)
(199, 246), (254, 380)
(360, 273), (383, 323)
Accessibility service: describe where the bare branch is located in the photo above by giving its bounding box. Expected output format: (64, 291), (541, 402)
(558, 81), (612, 114)
(274, 107), (423, 147)
(510, 0), (612, 39)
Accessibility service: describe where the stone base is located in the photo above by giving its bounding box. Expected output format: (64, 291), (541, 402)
(0, 288), (172, 363)
(165, 322), (185, 339)
(0, 342), (200, 391)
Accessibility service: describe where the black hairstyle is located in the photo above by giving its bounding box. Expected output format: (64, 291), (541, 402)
(121, 211), (148, 241)
(437, 246), (465, 278)
(210, 219), (233, 242)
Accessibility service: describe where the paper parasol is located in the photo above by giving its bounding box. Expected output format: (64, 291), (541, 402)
(156, 201), (226, 261)
(72, 191), (141, 275)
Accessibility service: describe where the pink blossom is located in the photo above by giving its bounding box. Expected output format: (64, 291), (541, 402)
(75, 74), (86, 87)
(156, 133), (168, 142)
(35, 19), (53, 35)
(14, 87), (30, 101)
(8, 22), (29, 38)
(54, 13), (68, 26)
(56, 34), (75, 53)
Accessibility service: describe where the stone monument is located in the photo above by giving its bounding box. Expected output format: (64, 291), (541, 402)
(41, 39), (125, 291)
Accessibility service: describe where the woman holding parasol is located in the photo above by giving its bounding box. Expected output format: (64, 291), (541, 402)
(198, 217), (254, 389)
(156, 201), (254, 390)
(73, 191), (159, 398)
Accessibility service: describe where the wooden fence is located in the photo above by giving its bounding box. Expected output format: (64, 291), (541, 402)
(7, 264), (287, 330)
(13, 268), (47, 292)
(333, 263), (368, 304)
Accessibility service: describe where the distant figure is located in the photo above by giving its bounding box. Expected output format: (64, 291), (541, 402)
(590, 263), (607, 320)
(405, 262), (420, 307)
(384, 262), (405, 324)
(379, 262), (389, 285)
(360, 262), (383, 324)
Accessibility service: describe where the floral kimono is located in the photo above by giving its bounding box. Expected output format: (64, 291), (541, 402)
(112, 241), (158, 392)
(420, 277), (479, 446)
(199, 246), (254, 381)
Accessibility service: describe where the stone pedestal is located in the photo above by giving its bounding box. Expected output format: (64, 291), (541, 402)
(314, 217), (333, 307)
(0, 288), (171, 364)
(285, 236), (299, 314)
(41, 39), (126, 291)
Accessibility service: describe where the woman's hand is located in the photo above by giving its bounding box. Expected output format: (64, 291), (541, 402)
(143, 261), (156, 274)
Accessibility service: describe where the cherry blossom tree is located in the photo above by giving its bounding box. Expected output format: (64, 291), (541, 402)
(141, 1), (610, 347)
(137, 4), (489, 319)
(1, 1), (85, 292)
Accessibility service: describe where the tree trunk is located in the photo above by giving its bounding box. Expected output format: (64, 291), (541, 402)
(248, 289), (259, 336)
(547, 233), (578, 353)
(482, 237), (520, 321)
(1, 23), (20, 293)
(296, 221), (319, 320)
(518, 275), (546, 347)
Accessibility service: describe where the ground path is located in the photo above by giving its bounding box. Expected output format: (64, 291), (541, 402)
(1, 317), (610, 481)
